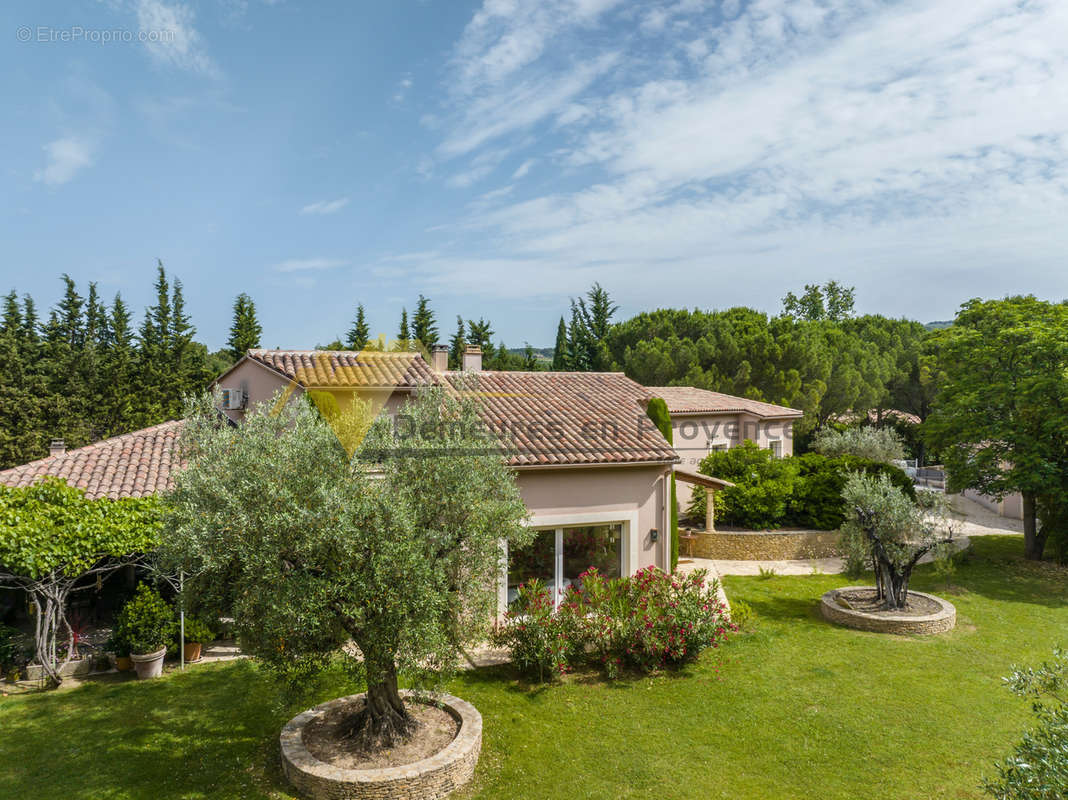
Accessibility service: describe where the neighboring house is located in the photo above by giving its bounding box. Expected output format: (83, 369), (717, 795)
(644, 386), (804, 516)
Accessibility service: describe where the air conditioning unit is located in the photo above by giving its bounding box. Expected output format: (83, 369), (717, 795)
(220, 388), (246, 410)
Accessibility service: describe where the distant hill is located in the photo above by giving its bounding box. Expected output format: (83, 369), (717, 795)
(507, 346), (554, 364)
(924, 320), (953, 331)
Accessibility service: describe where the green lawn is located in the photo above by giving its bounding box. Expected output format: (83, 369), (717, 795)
(2, 536), (1065, 800)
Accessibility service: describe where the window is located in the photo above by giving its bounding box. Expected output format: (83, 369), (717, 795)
(769, 439), (783, 458)
(508, 523), (624, 607)
(709, 442), (728, 452)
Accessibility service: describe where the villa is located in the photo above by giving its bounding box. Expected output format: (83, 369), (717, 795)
(0, 346), (803, 610)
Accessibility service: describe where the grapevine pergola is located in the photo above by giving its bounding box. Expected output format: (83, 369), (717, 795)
(0, 479), (160, 687)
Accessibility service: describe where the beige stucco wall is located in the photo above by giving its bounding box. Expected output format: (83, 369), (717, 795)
(669, 411), (797, 516)
(962, 488), (1025, 520)
(215, 359), (416, 424)
(514, 464), (671, 574)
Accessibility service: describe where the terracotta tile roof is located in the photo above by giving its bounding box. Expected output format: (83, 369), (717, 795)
(645, 386), (803, 418)
(447, 371), (678, 467)
(0, 421), (183, 500)
(244, 349), (440, 389)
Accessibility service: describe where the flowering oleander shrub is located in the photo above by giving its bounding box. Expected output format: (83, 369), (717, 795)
(492, 579), (579, 682)
(495, 567), (732, 682)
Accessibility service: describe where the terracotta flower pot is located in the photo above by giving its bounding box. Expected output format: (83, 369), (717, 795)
(115, 656), (133, 672)
(183, 642), (203, 663)
(130, 647), (167, 680)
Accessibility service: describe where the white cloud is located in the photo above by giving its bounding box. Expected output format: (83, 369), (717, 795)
(393, 76), (413, 104)
(135, 0), (218, 76)
(273, 257), (348, 272)
(299, 197), (350, 215)
(34, 137), (94, 185)
(408, 0), (1068, 320)
(512, 158), (536, 179)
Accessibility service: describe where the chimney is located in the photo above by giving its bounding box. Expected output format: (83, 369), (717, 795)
(430, 344), (449, 373)
(462, 345), (482, 372)
(50, 439), (66, 457)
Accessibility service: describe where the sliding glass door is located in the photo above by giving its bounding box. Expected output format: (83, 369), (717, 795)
(508, 523), (623, 607)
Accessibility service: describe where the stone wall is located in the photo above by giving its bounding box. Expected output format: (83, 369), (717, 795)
(819, 588), (956, 635)
(280, 691), (482, 800)
(683, 528), (840, 560)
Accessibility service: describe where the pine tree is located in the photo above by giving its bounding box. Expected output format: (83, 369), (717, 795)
(448, 315), (466, 369)
(552, 316), (568, 370)
(227, 293), (263, 362)
(396, 308), (410, 350)
(411, 295), (439, 348)
(346, 303), (370, 350)
(466, 318), (494, 353)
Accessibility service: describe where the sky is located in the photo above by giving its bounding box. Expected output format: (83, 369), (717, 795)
(3, 0), (1068, 350)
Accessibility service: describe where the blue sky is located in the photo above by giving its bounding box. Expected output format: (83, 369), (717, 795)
(3, 0), (1068, 350)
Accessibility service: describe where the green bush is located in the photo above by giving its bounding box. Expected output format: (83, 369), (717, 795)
(687, 445), (914, 531)
(0, 623), (30, 672)
(181, 618), (215, 645)
(113, 584), (175, 655)
(788, 453), (915, 530)
(687, 441), (799, 529)
(729, 600), (756, 631)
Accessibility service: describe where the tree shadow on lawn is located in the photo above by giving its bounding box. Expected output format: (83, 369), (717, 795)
(0, 660), (303, 800)
(911, 536), (1068, 610)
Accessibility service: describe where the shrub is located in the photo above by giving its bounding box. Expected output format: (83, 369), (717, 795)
(983, 649), (1068, 800)
(113, 584), (175, 655)
(0, 623), (30, 674)
(181, 618), (215, 645)
(495, 568), (732, 682)
(813, 426), (906, 463)
(688, 441), (798, 528)
(492, 580), (578, 682)
(789, 453), (916, 530)
(729, 600), (756, 631)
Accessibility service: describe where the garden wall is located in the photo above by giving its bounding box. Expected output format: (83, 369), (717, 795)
(683, 528), (840, 560)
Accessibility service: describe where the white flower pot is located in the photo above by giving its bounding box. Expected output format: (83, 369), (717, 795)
(130, 647), (167, 680)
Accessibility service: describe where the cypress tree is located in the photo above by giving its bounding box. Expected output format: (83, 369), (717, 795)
(396, 308), (410, 350)
(411, 294), (438, 348)
(448, 316), (466, 369)
(226, 293), (263, 362)
(552, 316), (568, 370)
(99, 294), (136, 437)
(346, 303), (370, 350)
(169, 278), (210, 416)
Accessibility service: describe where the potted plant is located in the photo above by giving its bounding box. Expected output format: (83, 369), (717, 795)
(105, 631), (133, 671)
(113, 585), (175, 680)
(181, 618), (214, 663)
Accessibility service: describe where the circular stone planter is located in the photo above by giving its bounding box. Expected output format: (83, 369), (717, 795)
(280, 691), (482, 800)
(820, 587), (956, 635)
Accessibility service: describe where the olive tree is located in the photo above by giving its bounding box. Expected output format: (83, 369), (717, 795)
(840, 473), (954, 610)
(984, 648), (1068, 800)
(813, 426), (906, 464)
(0, 479), (161, 687)
(163, 385), (531, 749)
